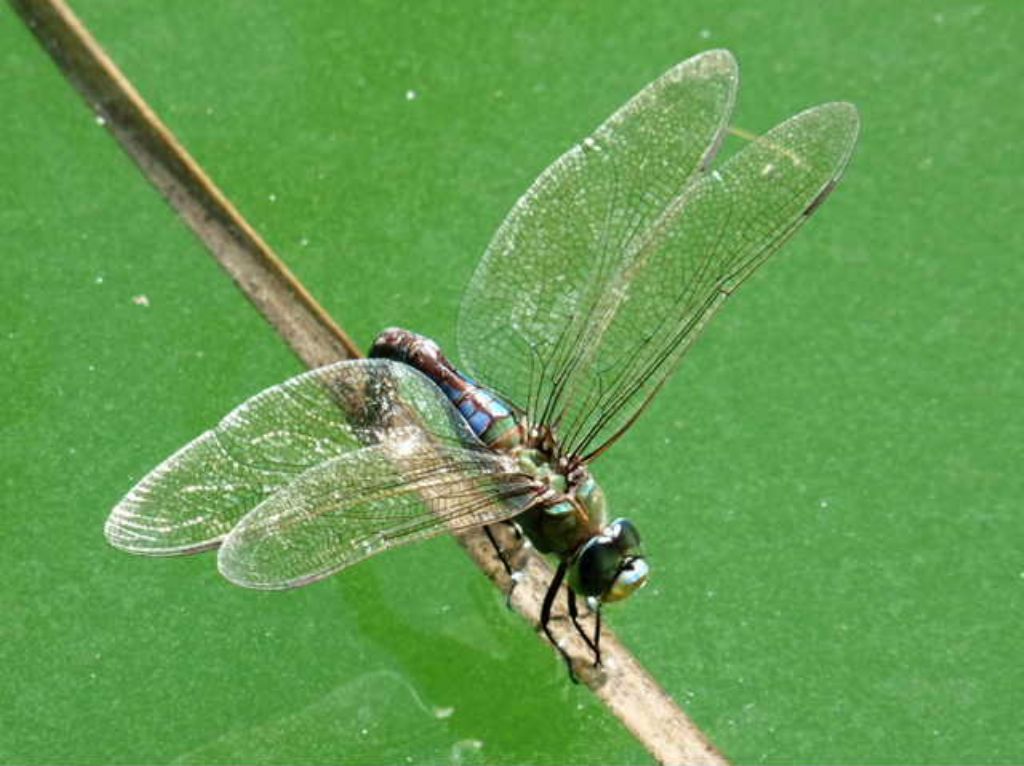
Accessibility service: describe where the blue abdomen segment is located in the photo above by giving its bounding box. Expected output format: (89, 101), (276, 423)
(370, 328), (522, 448)
(456, 387), (512, 440)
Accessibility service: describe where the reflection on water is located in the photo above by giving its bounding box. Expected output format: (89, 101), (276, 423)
(173, 669), (485, 766)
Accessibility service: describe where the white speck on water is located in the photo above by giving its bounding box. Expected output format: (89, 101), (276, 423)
(268, 193), (277, 203)
(706, 589), (716, 599)
(819, 498), (829, 509)
(451, 739), (483, 762)
(94, 275), (104, 285)
(711, 169), (724, 182)
(88, 364), (95, 372)
(433, 705), (454, 719)
(300, 236), (310, 247)
(933, 11), (945, 23)
(699, 28), (712, 39)
(205, 106), (214, 115)
(94, 114), (106, 126)
(131, 294), (150, 307)
(761, 162), (775, 177)
(360, 727), (368, 736)
(405, 89), (418, 101)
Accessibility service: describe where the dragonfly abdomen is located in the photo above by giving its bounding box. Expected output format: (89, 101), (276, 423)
(370, 328), (524, 449)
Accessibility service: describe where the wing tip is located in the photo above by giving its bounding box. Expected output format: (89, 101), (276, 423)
(801, 100), (861, 144)
(667, 48), (739, 86)
(821, 99), (861, 131)
(695, 48), (738, 69)
(103, 499), (154, 552)
(820, 101), (861, 184)
(104, 500), (223, 557)
(754, 99), (860, 182)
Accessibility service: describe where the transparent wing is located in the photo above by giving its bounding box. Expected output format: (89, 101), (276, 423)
(105, 359), (482, 554)
(459, 49), (859, 460)
(458, 49), (738, 432)
(553, 102), (860, 459)
(218, 438), (538, 589)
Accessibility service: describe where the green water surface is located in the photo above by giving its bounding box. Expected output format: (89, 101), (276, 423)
(2, 1), (1021, 763)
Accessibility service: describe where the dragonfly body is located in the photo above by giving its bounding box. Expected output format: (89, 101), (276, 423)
(370, 327), (647, 591)
(104, 50), (859, 675)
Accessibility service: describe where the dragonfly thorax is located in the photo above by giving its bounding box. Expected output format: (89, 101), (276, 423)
(513, 443), (605, 547)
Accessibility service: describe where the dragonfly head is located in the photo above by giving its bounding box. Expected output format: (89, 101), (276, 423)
(570, 518), (649, 604)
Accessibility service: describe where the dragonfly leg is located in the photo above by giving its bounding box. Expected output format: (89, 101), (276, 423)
(483, 525), (513, 576)
(541, 560), (578, 683)
(593, 605), (603, 668)
(483, 523), (527, 609)
(566, 589), (600, 662)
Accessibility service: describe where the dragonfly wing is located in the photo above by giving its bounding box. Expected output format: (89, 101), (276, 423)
(105, 359), (480, 554)
(554, 102), (860, 459)
(458, 49), (738, 422)
(218, 438), (539, 589)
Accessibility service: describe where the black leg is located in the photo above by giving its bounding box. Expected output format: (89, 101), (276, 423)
(567, 589), (599, 659)
(540, 560), (577, 683)
(592, 605), (603, 668)
(483, 525), (513, 576)
(483, 524), (521, 609)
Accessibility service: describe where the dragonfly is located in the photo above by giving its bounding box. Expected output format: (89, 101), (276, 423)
(105, 49), (859, 674)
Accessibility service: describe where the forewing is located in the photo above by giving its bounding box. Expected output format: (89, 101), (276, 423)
(556, 102), (861, 458)
(218, 439), (538, 589)
(458, 49), (738, 421)
(105, 359), (479, 554)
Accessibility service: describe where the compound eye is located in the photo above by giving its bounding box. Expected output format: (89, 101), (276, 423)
(605, 557), (650, 603)
(608, 518), (642, 553)
(575, 539), (620, 598)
